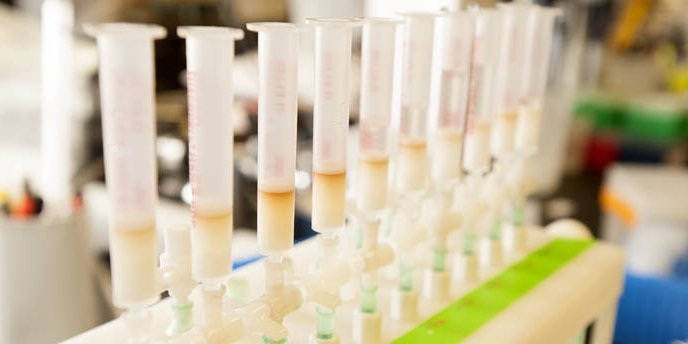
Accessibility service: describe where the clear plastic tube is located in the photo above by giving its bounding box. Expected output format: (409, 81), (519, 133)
(516, 6), (560, 154)
(246, 22), (300, 255)
(513, 4), (538, 107)
(178, 26), (244, 284)
(397, 12), (438, 192)
(531, 8), (559, 102)
(433, 11), (473, 183)
(357, 18), (400, 212)
(462, 9), (501, 174)
(85, 23), (166, 309)
(490, 6), (518, 159)
(306, 18), (358, 233)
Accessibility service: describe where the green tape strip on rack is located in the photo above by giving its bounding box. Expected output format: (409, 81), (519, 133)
(392, 239), (594, 344)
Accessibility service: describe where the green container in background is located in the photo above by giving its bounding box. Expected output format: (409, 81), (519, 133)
(573, 97), (623, 131)
(622, 104), (687, 143)
(574, 93), (688, 142)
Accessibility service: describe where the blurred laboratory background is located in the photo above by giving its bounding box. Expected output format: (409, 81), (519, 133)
(0, 0), (687, 343)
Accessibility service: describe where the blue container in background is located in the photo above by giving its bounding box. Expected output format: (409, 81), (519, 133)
(614, 273), (688, 344)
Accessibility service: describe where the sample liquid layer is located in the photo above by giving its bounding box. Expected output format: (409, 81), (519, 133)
(357, 155), (389, 212)
(192, 210), (233, 283)
(491, 111), (517, 158)
(464, 121), (491, 173)
(432, 129), (463, 183)
(396, 141), (427, 193)
(258, 188), (295, 255)
(109, 226), (159, 308)
(516, 105), (542, 154)
(311, 171), (346, 232)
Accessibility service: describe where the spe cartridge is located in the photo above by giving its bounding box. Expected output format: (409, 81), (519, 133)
(246, 22), (300, 256)
(357, 18), (400, 213)
(517, 6), (560, 155)
(307, 18), (358, 233)
(432, 11), (473, 185)
(86, 23), (166, 310)
(490, 5), (519, 160)
(396, 12), (437, 193)
(179, 26), (244, 286)
(247, 22), (303, 343)
(354, 17), (401, 344)
(463, 9), (500, 175)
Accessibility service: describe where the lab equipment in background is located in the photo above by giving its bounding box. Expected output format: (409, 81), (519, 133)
(0, 213), (99, 344)
(354, 17), (401, 343)
(41, 0), (73, 213)
(601, 164), (688, 344)
(179, 25), (244, 339)
(86, 22), (166, 341)
(247, 21), (303, 343)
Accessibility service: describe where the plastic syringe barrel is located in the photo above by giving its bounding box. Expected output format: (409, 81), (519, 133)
(463, 9), (501, 173)
(436, 11), (472, 133)
(432, 11), (473, 183)
(309, 18), (357, 174)
(513, 4), (539, 106)
(514, 6), (560, 155)
(179, 26), (244, 283)
(180, 26), (242, 215)
(359, 18), (400, 157)
(247, 22), (300, 255)
(395, 12), (437, 193)
(399, 12), (437, 143)
(490, 6), (519, 158)
(358, 18), (400, 212)
(307, 18), (358, 233)
(530, 7), (560, 103)
(86, 23), (166, 308)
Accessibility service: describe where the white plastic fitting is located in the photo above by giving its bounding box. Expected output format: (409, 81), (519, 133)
(199, 284), (226, 330)
(206, 316), (244, 344)
(353, 310), (382, 344)
(239, 302), (287, 342)
(352, 244), (395, 274)
(309, 334), (340, 344)
(391, 288), (419, 322)
(423, 269), (451, 302)
(454, 253), (479, 285)
(160, 224), (195, 336)
(121, 307), (154, 344)
(483, 236), (504, 269)
(239, 285), (304, 341)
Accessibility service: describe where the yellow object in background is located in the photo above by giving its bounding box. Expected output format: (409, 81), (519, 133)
(668, 64), (688, 92)
(609, 0), (652, 51)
